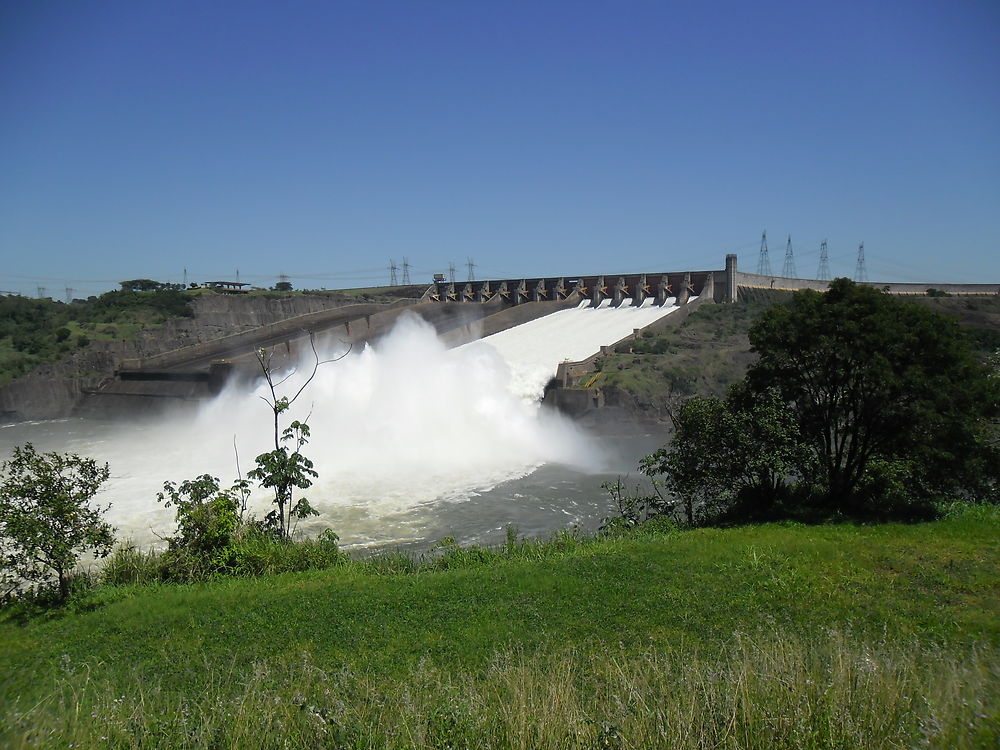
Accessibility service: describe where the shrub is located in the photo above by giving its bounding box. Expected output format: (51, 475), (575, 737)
(0, 444), (115, 603)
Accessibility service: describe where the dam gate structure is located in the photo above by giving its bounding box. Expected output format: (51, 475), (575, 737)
(426, 269), (721, 307)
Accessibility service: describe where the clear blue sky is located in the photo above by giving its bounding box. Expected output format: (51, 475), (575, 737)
(2, 0), (998, 298)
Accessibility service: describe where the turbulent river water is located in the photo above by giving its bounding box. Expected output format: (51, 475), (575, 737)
(0, 302), (681, 552)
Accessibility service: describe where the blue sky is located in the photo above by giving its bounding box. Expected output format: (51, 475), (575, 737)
(2, 0), (998, 297)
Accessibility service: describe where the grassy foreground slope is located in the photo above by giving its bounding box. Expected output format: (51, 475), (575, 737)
(1, 509), (998, 748)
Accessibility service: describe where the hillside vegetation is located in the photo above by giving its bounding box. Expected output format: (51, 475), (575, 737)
(1, 508), (998, 748)
(0, 290), (193, 385)
(0, 284), (427, 386)
(589, 291), (1000, 411)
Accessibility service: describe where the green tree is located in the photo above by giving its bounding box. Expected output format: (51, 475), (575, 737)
(248, 418), (320, 537)
(641, 386), (807, 525)
(248, 335), (347, 537)
(642, 280), (1000, 523)
(0, 444), (115, 602)
(746, 279), (999, 511)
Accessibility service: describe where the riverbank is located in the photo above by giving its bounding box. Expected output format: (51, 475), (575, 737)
(2, 505), (997, 748)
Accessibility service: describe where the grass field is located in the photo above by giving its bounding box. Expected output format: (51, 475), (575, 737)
(1, 505), (998, 748)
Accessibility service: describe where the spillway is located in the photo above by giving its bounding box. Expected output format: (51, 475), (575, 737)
(460, 298), (687, 401)
(0, 299), (683, 551)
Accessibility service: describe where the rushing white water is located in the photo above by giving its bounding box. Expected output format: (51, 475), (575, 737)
(460, 297), (686, 400)
(0, 301), (681, 549)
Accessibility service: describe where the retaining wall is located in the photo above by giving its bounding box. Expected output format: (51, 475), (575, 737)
(734, 270), (1000, 296)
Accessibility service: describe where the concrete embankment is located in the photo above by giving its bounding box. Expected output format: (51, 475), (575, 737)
(0, 292), (424, 421)
(541, 295), (712, 422)
(73, 299), (568, 418)
(733, 269), (1000, 296)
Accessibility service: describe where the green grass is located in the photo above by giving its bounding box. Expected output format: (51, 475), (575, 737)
(1, 507), (998, 747)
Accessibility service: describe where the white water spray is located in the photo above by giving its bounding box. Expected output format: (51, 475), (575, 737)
(0, 301), (684, 548)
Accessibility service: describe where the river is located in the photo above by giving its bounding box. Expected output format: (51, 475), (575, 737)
(0, 304), (676, 552)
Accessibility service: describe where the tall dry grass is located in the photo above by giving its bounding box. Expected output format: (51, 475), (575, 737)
(3, 629), (996, 749)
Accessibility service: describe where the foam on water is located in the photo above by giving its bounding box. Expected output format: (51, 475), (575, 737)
(0, 301), (684, 548)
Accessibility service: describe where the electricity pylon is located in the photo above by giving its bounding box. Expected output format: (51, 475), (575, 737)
(781, 235), (797, 278)
(854, 242), (867, 282)
(756, 230), (771, 276)
(817, 240), (830, 280)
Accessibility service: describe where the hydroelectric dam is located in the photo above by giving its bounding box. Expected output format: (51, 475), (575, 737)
(74, 254), (1000, 418)
(2, 256), (997, 549)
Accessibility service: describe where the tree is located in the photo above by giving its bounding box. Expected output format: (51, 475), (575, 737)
(248, 335), (347, 537)
(745, 279), (999, 511)
(643, 280), (1000, 522)
(641, 386), (807, 525)
(0, 444), (115, 602)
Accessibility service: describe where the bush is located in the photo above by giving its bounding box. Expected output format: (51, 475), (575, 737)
(0, 444), (115, 603)
(102, 528), (346, 585)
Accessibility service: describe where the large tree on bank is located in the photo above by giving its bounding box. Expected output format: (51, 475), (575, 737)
(745, 278), (999, 511)
(643, 279), (1000, 522)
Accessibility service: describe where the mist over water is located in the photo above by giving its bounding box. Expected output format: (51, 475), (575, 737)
(200, 312), (605, 545)
(1, 304), (682, 549)
(1, 312), (644, 550)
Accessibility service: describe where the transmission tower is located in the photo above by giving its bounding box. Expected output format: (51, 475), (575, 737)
(183, 267), (188, 287)
(401, 257), (411, 285)
(64, 286), (75, 304)
(466, 257), (476, 282)
(388, 259), (398, 286)
(781, 235), (797, 278)
(37, 286), (46, 299)
(817, 240), (830, 280)
(756, 230), (771, 276)
(854, 242), (867, 282)
(448, 262), (456, 283)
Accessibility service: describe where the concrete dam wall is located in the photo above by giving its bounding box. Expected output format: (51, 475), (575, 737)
(3, 254), (996, 422)
(75, 266), (725, 418)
